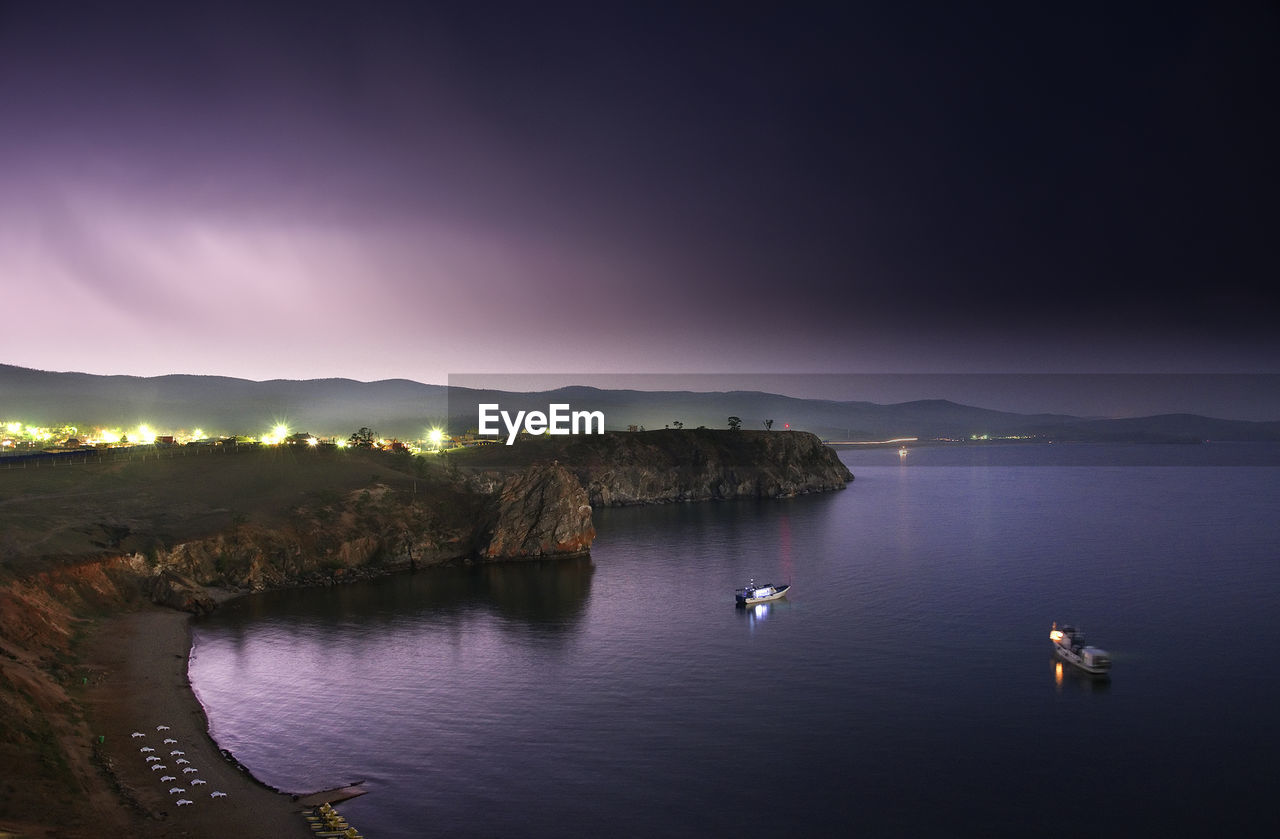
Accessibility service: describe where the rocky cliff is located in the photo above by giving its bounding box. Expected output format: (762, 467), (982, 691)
(483, 462), (595, 558)
(455, 429), (853, 506)
(133, 461), (595, 599)
(3, 432), (844, 616)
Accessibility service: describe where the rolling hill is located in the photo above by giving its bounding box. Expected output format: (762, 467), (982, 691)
(3, 364), (1278, 443)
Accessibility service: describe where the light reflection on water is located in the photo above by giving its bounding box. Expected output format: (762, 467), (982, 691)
(190, 446), (1280, 837)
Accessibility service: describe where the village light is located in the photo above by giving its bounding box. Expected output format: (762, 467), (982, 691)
(427, 428), (445, 449)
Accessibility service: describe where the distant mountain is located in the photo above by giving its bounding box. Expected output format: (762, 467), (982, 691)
(3, 364), (1278, 443)
(0, 364), (449, 439)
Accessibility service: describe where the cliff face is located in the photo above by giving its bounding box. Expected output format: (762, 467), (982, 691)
(483, 462), (595, 558)
(583, 429), (852, 506)
(145, 462), (594, 595)
(458, 429), (853, 507)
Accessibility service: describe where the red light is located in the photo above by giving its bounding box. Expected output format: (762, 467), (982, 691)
(784, 423), (790, 429)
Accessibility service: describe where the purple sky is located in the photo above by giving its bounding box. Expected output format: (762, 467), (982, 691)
(1, 1), (1277, 393)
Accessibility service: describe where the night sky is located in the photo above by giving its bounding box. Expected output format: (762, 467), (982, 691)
(2, 1), (1277, 392)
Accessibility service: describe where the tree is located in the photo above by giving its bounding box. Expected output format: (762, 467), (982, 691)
(672, 420), (684, 429)
(727, 416), (742, 431)
(348, 427), (375, 448)
(763, 419), (774, 431)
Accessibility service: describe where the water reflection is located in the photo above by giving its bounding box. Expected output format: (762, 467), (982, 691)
(736, 599), (792, 631)
(200, 556), (596, 641)
(479, 556), (595, 624)
(1050, 657), (1111, 694)
(778, 514), (793, 586)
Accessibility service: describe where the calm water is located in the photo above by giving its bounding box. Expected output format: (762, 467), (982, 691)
(190, 444), (1280, 837)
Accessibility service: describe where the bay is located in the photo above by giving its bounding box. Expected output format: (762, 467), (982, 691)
(189, 443), (1280, 837)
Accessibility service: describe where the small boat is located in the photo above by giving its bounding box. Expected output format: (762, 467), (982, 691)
(1050, 622), (1111, 675)
(735, 579), (790, 605)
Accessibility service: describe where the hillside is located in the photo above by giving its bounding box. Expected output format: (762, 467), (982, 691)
(0, 446), (468, 569)
(4, 364), (1279, 442)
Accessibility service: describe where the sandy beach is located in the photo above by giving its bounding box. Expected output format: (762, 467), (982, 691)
(81, 606), (316, 839)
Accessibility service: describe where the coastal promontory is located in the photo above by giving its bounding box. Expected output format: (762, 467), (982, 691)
(452, 429), (854, 506)
(0, 429), (848, 835)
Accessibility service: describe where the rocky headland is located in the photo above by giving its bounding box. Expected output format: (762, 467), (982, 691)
(454, 428), (854, 506)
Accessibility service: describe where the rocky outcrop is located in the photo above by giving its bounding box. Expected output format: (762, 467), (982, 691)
(149, 521), (469, 595)
(461, 429), (852, 507)
(588, 430), (852, 506)
(120, 462), (594, 600)
(147, 568), (217, 615)
(484, 462), (595, 558)
(2, 432), (848, 619)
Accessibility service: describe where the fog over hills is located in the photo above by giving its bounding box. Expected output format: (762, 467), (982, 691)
(3, 365), (1278, 443)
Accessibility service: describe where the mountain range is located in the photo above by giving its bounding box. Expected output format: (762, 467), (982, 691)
(3, 364), (1278, 443)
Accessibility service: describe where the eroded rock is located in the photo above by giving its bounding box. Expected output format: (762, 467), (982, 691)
(484, 462), (595, 559)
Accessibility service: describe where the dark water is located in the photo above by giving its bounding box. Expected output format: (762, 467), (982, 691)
(190, 444), (1280, 837)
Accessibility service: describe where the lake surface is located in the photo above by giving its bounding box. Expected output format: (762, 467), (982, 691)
(190, 444), (1280, 837)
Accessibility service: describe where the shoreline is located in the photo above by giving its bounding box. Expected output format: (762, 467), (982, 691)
(81, 603), (316, 839)
(1, 430), (850, 835)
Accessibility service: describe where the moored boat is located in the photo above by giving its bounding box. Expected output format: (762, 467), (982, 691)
(1050, 622), (1111, 675)
(735, 580), (790, 605)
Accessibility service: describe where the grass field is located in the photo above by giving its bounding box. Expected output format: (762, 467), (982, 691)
(0, 446), (450, 572)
